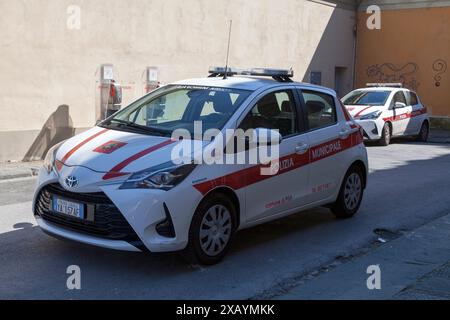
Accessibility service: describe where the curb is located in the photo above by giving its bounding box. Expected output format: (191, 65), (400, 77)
(0, 173), (34, 181)
(273, 212), (450, 300)
(428, 138), (450, 144)
(0, 165), (40, 181)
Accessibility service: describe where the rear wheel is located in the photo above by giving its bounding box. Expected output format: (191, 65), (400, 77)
(378, 122), (391, 146)
(183, 193), (236, 265)
(415, 121), (429, 142)
(331, 165), (364, 219)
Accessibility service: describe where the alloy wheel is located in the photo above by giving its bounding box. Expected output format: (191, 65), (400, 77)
(199, 205), (232, 256)
(344, 173), (362, 211)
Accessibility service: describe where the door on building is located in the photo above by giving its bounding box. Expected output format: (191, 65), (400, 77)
(334, 67), (347, 99)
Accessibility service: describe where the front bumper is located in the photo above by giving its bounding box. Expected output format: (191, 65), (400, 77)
(34, 182), (147, 251)
(36, 217), (142, 252)
(355, 119), (383, 140)
(33, 166), (201, 253)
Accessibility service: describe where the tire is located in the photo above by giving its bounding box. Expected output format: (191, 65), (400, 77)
(331, 165), (364, 219)
(183, 193), (236, 265)
(415, 121), (429, 142)
(378, 122), (391, 146)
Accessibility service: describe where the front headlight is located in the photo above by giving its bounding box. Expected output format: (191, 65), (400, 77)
(43, 141), (65, 173)
(359, 110), (382, 120)
(119, 163), (196, 190)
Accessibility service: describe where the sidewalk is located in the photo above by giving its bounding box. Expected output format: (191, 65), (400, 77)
(273, 212), (450, 300)
(0, 160), (42, 180)
(429, 129), (450, 143)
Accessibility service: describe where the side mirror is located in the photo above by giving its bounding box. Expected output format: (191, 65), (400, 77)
(394, 102), (406, 109)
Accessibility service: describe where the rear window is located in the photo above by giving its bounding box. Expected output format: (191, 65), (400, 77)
(343, 90), (390, 106)
(409, 92), (419, 105)
(301, 90), (337, 130)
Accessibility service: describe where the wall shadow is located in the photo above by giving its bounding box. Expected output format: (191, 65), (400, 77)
(23, 105), (75, 161)
(301, 1), (357, 98)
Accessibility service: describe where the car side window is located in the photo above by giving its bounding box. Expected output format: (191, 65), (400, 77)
(391, 91), (407, 108)
(300, 90), (337, 130)
(409, 92), (418, 105)
(238, 90), (298, 137)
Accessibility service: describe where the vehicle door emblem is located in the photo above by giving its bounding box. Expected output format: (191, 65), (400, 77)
(65, 176), (78, 188)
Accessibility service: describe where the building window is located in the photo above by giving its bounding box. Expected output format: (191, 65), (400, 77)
(310, 71), (322, 85)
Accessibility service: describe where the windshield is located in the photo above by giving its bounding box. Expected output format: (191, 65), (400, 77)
(343, 90), (390, 106)
(100, 85), (251, 137)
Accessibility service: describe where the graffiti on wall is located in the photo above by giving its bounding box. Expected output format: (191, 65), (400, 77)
(367, 62), (420, 91)
(432, 59), (447, 87)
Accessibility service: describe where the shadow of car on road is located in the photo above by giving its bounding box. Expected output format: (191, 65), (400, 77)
(1, 149), (450, 299)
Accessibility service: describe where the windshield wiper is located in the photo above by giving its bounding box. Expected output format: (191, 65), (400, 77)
(106, 119), (170, 136)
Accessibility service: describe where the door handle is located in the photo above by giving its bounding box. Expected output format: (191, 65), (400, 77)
(295, 143), (309, 154)
(339, 129), (350, 138)
(339, 127), (358, 139)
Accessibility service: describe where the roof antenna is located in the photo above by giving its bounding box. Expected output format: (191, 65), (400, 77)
(223, 19), (232, 80)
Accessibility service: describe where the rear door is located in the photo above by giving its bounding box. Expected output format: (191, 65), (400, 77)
(390, 90), (411, 136)
(297, 89), (350, 204)
(405, 91), (423, 134)
(237, 87), (310, 223)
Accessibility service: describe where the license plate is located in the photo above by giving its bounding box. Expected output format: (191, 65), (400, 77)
(52, 196), (85, 219)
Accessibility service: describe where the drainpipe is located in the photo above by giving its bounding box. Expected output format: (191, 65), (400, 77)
(352, 0), (363, 89)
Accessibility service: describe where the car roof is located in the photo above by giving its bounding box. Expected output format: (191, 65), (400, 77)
(171, 76), (336, 95)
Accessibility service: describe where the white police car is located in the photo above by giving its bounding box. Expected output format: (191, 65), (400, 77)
(342, 83), (429, 146)
(33, 67), (368, 265)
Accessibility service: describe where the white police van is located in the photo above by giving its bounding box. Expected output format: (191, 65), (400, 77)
(34, 67), (368, 265)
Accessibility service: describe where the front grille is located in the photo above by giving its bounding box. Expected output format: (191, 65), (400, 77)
(35, 183), (142, 246)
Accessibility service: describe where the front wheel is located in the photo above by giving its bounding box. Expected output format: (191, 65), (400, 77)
(331, 165), (364, 219)
(415, 121), (429, 142)
(378, 122), (391, 146)
(183, 193), (236, 265)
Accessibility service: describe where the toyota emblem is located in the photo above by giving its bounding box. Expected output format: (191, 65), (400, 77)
(65, 176), (78, 188)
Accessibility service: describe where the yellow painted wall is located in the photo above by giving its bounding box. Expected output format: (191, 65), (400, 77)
(356, 6), (450, 117)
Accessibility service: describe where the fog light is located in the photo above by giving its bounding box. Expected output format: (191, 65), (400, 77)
(156, 203), (176, 238)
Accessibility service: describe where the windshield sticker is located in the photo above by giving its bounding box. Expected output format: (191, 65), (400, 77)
(174, 85), (236, 92)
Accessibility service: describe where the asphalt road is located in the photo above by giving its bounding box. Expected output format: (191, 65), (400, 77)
(0, 141), (449, 299)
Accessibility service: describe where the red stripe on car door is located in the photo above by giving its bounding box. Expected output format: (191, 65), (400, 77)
(194, 132), (362, 195)
(383, 107), (427, 122)
(193, 151), (310, 195)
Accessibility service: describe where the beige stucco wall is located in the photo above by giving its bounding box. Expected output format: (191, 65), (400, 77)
(0, 0), (355, 161)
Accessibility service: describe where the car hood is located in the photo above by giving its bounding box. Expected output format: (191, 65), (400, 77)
(345, 105), (383, 119)
(55, 126), (206, 179)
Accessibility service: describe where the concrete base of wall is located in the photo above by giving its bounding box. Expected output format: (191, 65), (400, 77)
(430, 116), (450, 131)
(0, 127), (89, 162)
